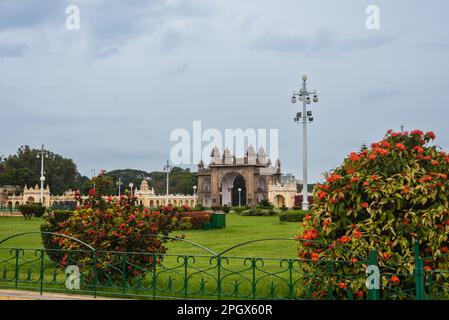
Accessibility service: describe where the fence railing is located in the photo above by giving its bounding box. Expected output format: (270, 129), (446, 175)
(0, 240), (448, 300)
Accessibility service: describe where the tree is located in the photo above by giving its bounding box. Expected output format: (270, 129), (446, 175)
(0, 146), (79, 195)
(298, 129), (449, 299)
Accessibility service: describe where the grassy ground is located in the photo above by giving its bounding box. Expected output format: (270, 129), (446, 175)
(0, 213), (301, 258)
(0, 213), (303, 299)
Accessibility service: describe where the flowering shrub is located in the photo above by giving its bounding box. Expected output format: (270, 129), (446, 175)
(298, 130), (449, 299)
(52, 172), (179, 282)
(158, 205), (211, 229)
(40, 210), (73, 262)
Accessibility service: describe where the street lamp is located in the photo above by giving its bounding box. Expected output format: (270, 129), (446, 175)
(117, 177), (122, 196)
(36, 145), (48, 204)
(91, 169), (96, 189)
(193, 185), (197, 197)
(164, 160), (172, 197)
(291, 75), (319, 210)
(129, 183), (134, 197)
(238, 188), (242, 207)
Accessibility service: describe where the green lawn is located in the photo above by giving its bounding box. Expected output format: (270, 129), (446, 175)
(0, 213), (301, 258)
(0, 213), (303, 299)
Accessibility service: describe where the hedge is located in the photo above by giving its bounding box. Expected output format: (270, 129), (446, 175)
(19, 203), (47, 220)
(240, 209), (278, 216)
(279, 210), (311, 222)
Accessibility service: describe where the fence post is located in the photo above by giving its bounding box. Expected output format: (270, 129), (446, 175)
(414, 241), (425, 300)
(217, 256), (222, 300)
(93, 249), (98, 299)
(183, 256), (188, 298)
(368, 250), (380, 300)
(39, 249), (44, 295)
(14, 249), (19, 288)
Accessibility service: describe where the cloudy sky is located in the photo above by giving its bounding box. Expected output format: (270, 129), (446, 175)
(1, 0), (448, 182)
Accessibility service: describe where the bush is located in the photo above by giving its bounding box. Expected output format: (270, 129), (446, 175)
(280, 205), (288, 212)
(257, 199), (274, 210)
(51, 201), (77, 211)
(40, 210), (73, 262)
(240, 209), (278, 216)
(211, 205), (222, 212)
(221, 205), (230, 213)
(173, 211), (212, 230)
(193, 204), (205, 211)
(279, 210), (310, 222)
(232, 205), (250, 214)
(298, 129), (449, 299)
(19, 203), (46, 220)
(52, 171), (179, 282)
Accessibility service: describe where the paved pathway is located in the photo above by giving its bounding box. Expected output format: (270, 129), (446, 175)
(0, 289), (120, 300)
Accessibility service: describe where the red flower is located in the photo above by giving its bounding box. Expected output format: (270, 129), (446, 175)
(425, 131), (436, 140)
(353, 230), (362, 238)
(411, 129), (424, 136)
(337, 282), (347, 289)
(383, 252), (392, 260)
(355, 290), (364, 298)
(362, 202), (369, 208)
(395, 143), (407, 151)
(440, 247), (449, 254)
(413, 146), (424, 154)
(424, 266), (432, 271)
(338, 235), (351, 244)
(311, 252), (319, 262)
(349, 152), (360, 162)
(317, 191), (327, 200)
(391, 275), (400, 284)
(89, 188), (96, 197)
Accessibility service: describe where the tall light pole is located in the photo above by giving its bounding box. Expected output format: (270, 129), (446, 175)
(193, 185), (197, 197)
(118, 177), (122, 196)
(129, 183), (134, 197)
(164, 160), (172, 197)
(91, 169), (96, 189)
(238, 188), (242, 207)
(291, 75), (319, 210)
(36, 145), (48, 204)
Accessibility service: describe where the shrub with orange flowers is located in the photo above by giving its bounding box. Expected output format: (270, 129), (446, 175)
(297, 130), (449, 299)
(48, 172), (180, 283)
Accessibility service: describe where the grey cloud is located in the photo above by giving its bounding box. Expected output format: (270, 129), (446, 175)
(0, 42), (27, 58)
(250, 29), (398, 55)
(0, 0), (67, 31)
(164, 63), (189, 76)
(360, 90), (400, 102)
(94, 47), (120, 58)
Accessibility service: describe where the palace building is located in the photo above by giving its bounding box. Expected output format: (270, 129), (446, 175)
(197, 146), (298, 208)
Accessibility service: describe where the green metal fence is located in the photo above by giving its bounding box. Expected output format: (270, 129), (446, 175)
(0, 235), (447, 300)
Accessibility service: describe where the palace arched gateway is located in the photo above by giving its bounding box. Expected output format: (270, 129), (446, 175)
(197, 146), (295, 207)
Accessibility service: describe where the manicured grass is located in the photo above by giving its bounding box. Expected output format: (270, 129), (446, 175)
(0, 216), (43, 249)
(0, 214), (303, 299)
(0, 213), (301, 258)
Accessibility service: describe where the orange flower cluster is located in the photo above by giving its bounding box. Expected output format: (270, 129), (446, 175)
(301, 228), (319, 240)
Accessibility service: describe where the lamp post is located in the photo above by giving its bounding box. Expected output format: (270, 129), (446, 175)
(36, 145), (48, 204)
(291, 75), (319, 210)
(193, 185), (197, 197)
(129, 183), (134, 197)
(118, 177), (122, 196)
(164, 160), (172, 197)
(238, 188), (242, 207)
(91, 169), (96, 189)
